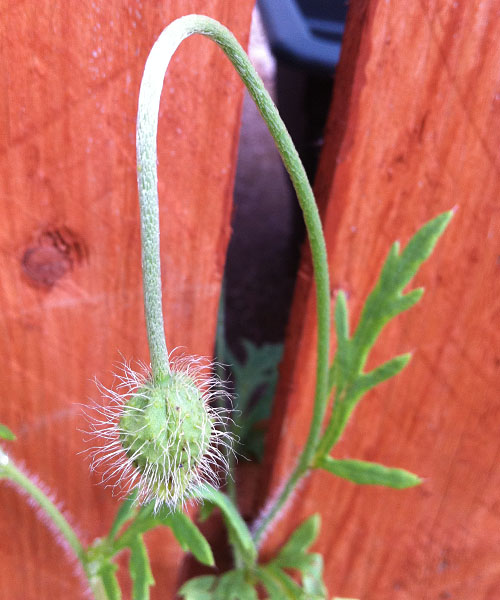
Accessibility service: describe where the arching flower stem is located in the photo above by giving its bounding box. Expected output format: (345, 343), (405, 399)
(137, 15), (331, 547)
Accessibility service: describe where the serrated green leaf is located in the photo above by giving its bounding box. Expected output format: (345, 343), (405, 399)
(109, 490), (139, 540)
(166, 511), (214, 566)
(0, 424), (16, 441)
(214, 570), (258, 600)
(97, 561), (122, 600)
(178, 575), (217, 600)
(318, 456), (421, 489)
(351, 212), (452, 376)
(129, 535), (154, 600)
(196, 485), (257, 564)
(378, 212), (451, 291)
(321, 211), (452, 454)
(276, 514), (320, 562)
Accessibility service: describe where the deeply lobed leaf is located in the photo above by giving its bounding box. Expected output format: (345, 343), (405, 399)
(320, 211), (452, 455)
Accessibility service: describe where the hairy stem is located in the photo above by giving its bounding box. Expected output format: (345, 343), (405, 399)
(137, 14), (331, 544)
(0, 450), (98, 595)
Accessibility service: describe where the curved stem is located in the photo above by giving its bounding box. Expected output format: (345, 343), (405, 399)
(137, 14), (331, 542)
(0, 451), (91, 583)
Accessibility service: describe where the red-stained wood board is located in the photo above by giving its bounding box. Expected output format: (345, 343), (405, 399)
(260, 1), (500, 599)
(0, 1), (254, 598)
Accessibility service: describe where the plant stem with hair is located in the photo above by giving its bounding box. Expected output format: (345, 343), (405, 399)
(136, 14), (331, 546)
(0, 450), (103, 598)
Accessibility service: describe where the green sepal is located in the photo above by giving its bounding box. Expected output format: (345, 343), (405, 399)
(109, 490), (139, 540)
(0, 424), (16, 441)
(166, 511), (214, 566)
(97, 561), (122, 600)
(214, 570), (258, 600)
(318, 456), (422, 488)
(178, 575), (217, 600)
(129, 534), (155, 600)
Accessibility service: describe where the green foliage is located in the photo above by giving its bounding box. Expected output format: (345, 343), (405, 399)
(319, 211), (452, 456)
(179, 571), (258, 600)
(97, 562), (122, 600)
(179, 575), (218, 600)
(129, 535), (155, 600)
(258, 514), (327, 599)
(0, 423), (16, 441)
(0, 10), (455, 600)
(225, 340), (283, 460)
(197, 484), (257, 565)
(180, 514), (326, 600)
(214, 570), (258, 600)
(318, 456), (421, 489)
(115, 502), (214, 567)
(166, 511), (214, 567)
(109, 490), (139, 540)
(258, 565), (307, 599)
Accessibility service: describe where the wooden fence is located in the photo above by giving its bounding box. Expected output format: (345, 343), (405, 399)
(1, 1), (498, 599)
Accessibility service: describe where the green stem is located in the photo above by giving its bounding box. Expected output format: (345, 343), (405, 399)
(0, 451), (120, 599)
(0, 452), (85, 563)
(0, 450), (99, 591)
(137, 14), (331, 544)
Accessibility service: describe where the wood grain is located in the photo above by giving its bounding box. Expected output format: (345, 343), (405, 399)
(260, 1), (500, 598)
(0, 1), (253, 598)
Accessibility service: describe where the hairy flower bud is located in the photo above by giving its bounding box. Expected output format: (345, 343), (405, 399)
(87, 356), (232, 511)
